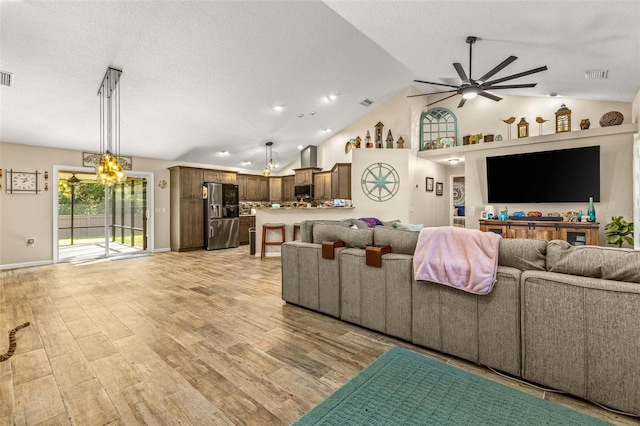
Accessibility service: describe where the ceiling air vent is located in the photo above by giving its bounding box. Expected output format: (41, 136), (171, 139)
(584, 69), (608, 79)
(0, 71), (12, 87)
(360, 98), (374, 107)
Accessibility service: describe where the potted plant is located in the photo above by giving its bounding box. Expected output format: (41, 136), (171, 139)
(604, 216), (634, 248)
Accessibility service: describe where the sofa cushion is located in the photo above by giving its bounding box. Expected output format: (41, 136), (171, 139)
(498, 238), (547, 271)
(299, 220), (352, 243)
(546, 240), (640, 283)
(373, 226), (419, 255)
(312, 224), (374, 248)
(394, 222), (424, 232)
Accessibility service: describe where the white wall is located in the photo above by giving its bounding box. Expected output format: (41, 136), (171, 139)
(416, 94), (632, 145)
(278, 86), (419, 174)
(463, 130), (635, 245)
(2, 88), (638, 266)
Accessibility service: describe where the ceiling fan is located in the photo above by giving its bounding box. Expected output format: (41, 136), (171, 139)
(410, 36), (548, 108)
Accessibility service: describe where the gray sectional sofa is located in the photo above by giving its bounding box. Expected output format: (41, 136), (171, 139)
(280, 220), (640, 417)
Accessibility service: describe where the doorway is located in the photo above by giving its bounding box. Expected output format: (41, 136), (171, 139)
(53, 167), (153, 263)
(451, 174), (465, 228)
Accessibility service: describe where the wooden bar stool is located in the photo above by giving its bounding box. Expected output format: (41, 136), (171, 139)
(261, 223), (286, 259)
(293, 223), (301, 241)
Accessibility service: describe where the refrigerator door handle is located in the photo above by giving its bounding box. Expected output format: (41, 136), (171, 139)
(211, 203), (221, 218)
(209, 225), (214, 239)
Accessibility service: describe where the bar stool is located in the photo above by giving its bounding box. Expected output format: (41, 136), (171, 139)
(261, 223), (286, 259)
(293, 223), (301, 241)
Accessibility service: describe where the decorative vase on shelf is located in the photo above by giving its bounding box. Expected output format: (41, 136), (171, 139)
(587, 197), (596, 222)
(580, 119), (590, 130)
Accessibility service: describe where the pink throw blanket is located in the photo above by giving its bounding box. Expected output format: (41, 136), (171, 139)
(413, 226), (501, 295)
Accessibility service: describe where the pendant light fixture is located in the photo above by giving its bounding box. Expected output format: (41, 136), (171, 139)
(263, 141), (274, 176)
(96, 67), (126, 186)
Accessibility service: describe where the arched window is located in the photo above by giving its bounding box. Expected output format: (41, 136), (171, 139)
(420, 107), (458, 151)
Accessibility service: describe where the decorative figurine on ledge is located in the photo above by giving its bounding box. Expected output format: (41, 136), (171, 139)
(517, 118), (529, 138)
(535, 116), (548, 136)
(555, 103), (571, 133)
(397, 136), (405, 149)
(375, 121), (384, 148)
(501, 116), (516, 139)
(386, 129), (394, 149)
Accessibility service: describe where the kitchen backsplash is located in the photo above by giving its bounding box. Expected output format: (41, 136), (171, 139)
(240, 200), (338, 214)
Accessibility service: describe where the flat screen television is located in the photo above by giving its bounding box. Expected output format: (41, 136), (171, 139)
(486, 145), (600, 203)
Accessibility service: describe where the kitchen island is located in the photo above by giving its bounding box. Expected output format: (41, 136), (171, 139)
(255, 207), (356, 258)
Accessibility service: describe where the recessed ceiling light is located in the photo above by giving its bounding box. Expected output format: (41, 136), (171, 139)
(298, 113), (304, 118)
(273, 105), (284, 112)
(310, 111), (316, 116)
(297, 145), (304, 150)
(448, 158), (460, 165)
(218, 151), (229, 156)
(324, 128), (332, 133)
(242, 161), (252, 165)
(326, 94), (337, 101)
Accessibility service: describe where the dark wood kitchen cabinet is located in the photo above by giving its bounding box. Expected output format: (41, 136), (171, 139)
(237, 174), (269, 201)
(269, 177), (282, 202)
(313, 171), (332, 200)
(331, 163), (351, 199)
(203, 169), (236, 184)
(282, 175), (295, 201)
(239, 215), (256, 245)
(169, 166), (204, 251)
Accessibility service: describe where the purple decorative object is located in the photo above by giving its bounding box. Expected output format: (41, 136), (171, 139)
(359, 217), (384, 227)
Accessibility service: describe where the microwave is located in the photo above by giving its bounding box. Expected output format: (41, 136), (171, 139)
(294, 184), (314, 200)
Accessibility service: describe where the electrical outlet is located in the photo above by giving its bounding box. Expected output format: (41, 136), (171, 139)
(27, 239), (35, 247)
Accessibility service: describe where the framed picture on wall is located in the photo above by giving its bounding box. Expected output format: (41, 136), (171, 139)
(436, 182), (443, 196)
(426, 177), (434, 192)
(481, 210), (489, 219)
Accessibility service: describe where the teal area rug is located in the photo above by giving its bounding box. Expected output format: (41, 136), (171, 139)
(293, 347), (609, 425)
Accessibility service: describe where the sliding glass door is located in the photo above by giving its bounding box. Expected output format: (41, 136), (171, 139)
(57, 171), (148, 262)
(110, 178), (147, 253)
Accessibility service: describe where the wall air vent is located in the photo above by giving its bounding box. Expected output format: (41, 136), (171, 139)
(0, 71), (12, 87)
(584, 69), (608, 79)
(360, 98), (374, 107)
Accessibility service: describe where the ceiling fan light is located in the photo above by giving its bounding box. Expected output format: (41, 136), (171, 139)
(462, 86), (480, 99)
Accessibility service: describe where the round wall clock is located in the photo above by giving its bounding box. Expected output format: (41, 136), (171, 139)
(8, 170), (39, 193)
(361, 162), (400, 202)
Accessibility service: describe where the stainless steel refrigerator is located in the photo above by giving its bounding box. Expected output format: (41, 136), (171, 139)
(203, 182), (239, 250)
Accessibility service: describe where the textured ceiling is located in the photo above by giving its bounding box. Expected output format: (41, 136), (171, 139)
(1, 1), (639, 173)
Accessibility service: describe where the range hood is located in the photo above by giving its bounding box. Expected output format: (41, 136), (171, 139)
(300, 145), (317, 168)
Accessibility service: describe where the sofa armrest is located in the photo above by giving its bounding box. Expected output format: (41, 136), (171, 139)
(521, 270), (640, 415)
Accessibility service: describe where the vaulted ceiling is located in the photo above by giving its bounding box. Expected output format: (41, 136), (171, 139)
(1, 1), (638, 173)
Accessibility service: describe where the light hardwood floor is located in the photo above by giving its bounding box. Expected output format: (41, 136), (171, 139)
(1, 248), (638, 425)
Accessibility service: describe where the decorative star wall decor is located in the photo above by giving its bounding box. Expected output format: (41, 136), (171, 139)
(361, 162), (399, 202)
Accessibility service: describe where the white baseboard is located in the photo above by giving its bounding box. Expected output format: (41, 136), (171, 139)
(153, 247), (171, 253)
(0, 259), (54, 271)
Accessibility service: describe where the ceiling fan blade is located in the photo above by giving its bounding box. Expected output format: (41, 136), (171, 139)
(407, 89), (458, 98)
(453, 63), (469, 83)
(478, 91), (502, 102)
(477, 56), (517, 83)
(414, 79), (460, 89)
(483, 83), (537, 90)
(426, 93), (459, 107)
(457, 97), (467, 108)
(483, 66), (548, 86)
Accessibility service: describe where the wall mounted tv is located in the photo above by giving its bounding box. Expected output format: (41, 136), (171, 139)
(486, 145), (600, 203)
